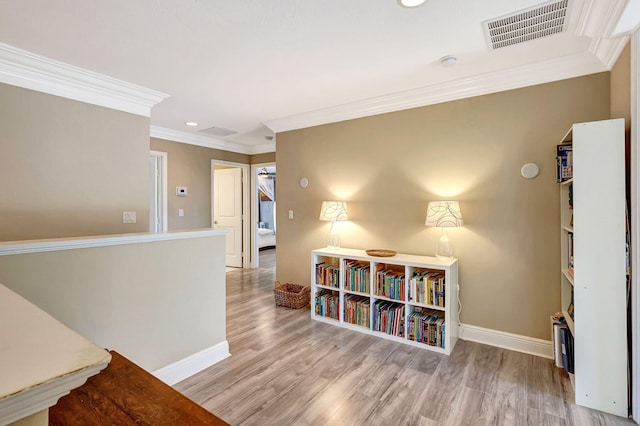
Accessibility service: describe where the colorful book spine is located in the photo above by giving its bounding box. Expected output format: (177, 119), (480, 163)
(344, 294), (370, 328)
(407, 308), (445, 348)
(344, 259), (370, 293)
(315, 262), (340, 288)
(373, 300), (405, 337)
(556, 143), (573, 182)
(375, 265), (405, 301)
(315, 290), (339, 320)
(409, 269), (446, 307)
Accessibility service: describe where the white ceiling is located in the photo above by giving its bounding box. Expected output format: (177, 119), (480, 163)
(0, 0), (636, 154)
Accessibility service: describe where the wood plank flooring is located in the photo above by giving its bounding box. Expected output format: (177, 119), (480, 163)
(174, 265), (635, 426)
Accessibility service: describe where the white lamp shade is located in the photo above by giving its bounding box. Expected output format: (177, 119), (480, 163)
(425, 201), (463, 227)
(319, 201), (349, 221)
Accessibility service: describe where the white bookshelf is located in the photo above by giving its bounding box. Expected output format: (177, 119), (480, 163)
(311, 247), (459, 355)
(558, 118), (628, 417)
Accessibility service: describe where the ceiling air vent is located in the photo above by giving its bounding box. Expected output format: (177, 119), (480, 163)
(199, 126), (238, 137)
(484, 0), (569, 50)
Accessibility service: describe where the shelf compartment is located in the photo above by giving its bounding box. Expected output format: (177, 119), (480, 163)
(315, 257), (340, 289)
(374, 263), (405, 301)
(408, 268), (445, 307)
(372, 299), (405, 337)
(344, 294), (370, 328)
(407, 306), (445, 349)
(315, 290), (340, 320)
(344, 259), (371, 293)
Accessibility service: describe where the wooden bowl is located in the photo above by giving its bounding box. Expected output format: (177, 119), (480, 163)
(365, 249), (397, 257)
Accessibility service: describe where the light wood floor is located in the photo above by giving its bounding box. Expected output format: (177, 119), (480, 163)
(174, 265), (635, 426)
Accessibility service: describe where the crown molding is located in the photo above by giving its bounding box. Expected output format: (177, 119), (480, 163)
(264, 51), (607, 134)
(0, 43), (169, 117)
(590, 35), (631, 69)
(575, 0), (629, 38)
(150, 126), (275, 155)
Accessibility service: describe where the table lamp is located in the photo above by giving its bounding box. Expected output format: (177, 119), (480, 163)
(425, 201), (463, 259)
(319, 201), (349, 248)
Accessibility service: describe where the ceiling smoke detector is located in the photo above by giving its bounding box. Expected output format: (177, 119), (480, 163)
(439, 55), (458, 66)
(484, 0), (569, 50)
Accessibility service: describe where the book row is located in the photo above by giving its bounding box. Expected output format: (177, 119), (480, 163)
(556, 143), (573, 183)
(409, 269), (446, 307)
(315, 262), (339, 288)
(345, 294), (370, 328)
(375, 265), (406, 301)
(552, 315), (574, 374)
(373, 300), (405, 337)
(344, 259), (370, 293)
(407, 308), (446, 348)
(316, 260), (447, 309)
(315, 290), (339, 320)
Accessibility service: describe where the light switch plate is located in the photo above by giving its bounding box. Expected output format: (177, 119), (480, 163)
(123, 211), (137, 224)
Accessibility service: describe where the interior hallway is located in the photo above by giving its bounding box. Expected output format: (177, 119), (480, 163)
(174, 256), (632, 426)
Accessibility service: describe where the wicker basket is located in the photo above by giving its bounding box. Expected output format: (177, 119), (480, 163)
(274, 281), (310, 309)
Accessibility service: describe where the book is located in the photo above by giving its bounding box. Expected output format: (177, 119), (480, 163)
(556, 143), (573, 182)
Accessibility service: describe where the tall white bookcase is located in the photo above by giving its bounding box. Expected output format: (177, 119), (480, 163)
(311, 247), (459, 355)
(558, 118), (628, 417)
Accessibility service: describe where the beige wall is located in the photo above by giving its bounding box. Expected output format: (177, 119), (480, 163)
(611, 42), (631, 130)
(150, 137), (250, 230)
(251, 152), (276, 164)
(0, 234), (227, 372)
(275, 73), (611, 340)
(0, 83), (151, 241)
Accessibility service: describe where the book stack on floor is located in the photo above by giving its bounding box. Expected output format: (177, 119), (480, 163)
(551, 313), (574, 374)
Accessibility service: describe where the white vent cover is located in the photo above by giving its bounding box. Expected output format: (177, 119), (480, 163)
(199, 126), (238, 137)
(484, 0), (569, 50)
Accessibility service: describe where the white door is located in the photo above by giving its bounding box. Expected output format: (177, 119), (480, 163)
(214, 167), (243, 267)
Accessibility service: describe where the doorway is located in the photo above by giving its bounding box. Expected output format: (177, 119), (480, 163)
(251, 162), (276, 269)
(149, 151), (168, 232)
(212, 161), (249, 268)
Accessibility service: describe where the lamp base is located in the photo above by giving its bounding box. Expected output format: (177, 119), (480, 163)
(327, 233), (340, 249)
(326, 221), (341, 249)
(435, 230), (455, 260)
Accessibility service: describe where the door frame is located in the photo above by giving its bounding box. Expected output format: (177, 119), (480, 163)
(149, 150), (168, 232)
(211, 160), (250, 269)
(251, 162), (276, 268)
(631, 29), (638, 422)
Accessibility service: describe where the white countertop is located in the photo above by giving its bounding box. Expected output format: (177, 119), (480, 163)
(0, 283), (111, 425)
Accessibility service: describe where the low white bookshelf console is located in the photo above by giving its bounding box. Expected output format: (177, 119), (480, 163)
(311, 247), (459, 355)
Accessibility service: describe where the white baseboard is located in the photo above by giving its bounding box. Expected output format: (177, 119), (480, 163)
(459, 323), (553, 359)
(153, 340), (230, 386)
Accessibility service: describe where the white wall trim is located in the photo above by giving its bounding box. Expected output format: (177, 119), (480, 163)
(0, 42), (169, 117)
(149, 150), (169, 232)
(152, 341), (230, 386)
(459, 323), (553, 359)
(0, 229), (229, 256)
(151, 126), (275, 155)
(264, 51), (608, 133)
